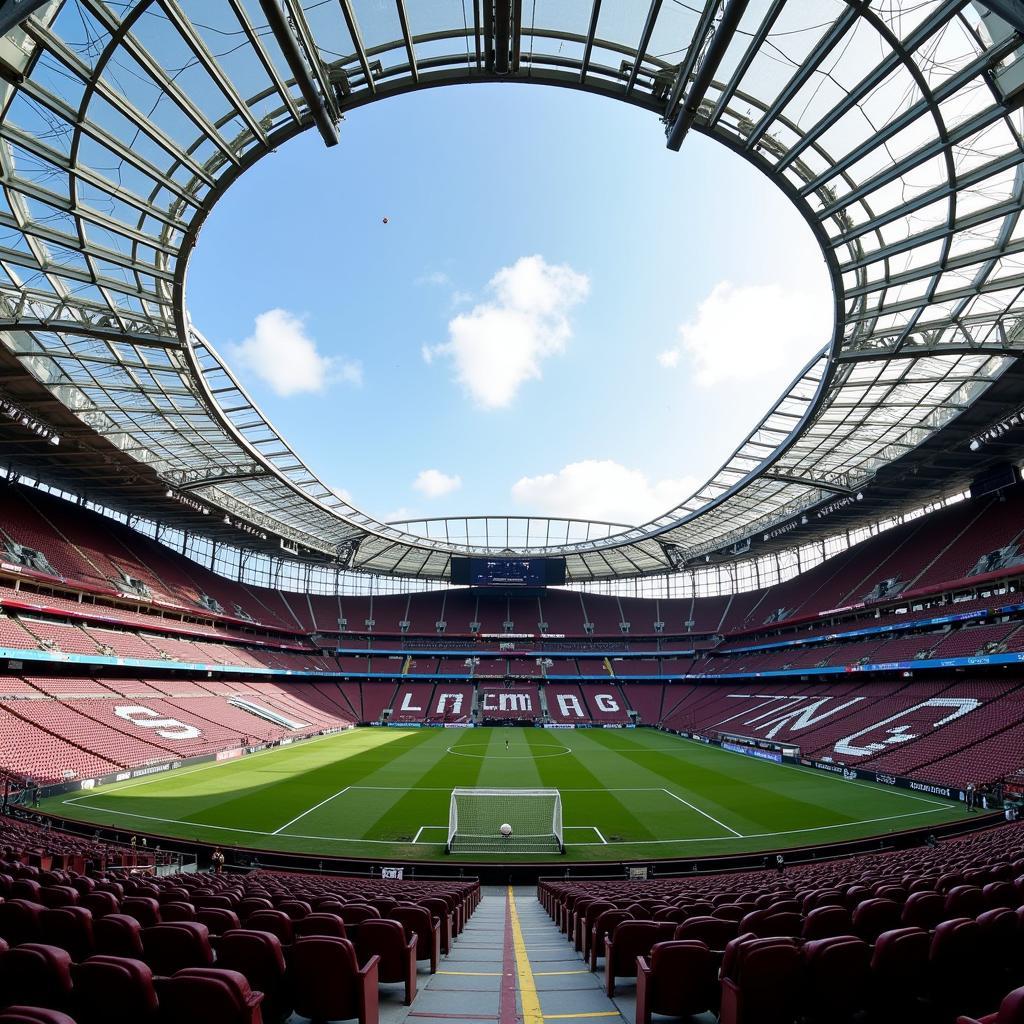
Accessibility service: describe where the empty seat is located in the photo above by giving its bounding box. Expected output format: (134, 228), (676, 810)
(159, 903), (196, 924)
(156, 967), (263, 1024)
(588, 909), (632, 971)
(355, 918), (417, 1006)
(801, 905), (851, 940)
(635, 940), (718, 1024)
(289, 936), (379, 1024)
(293, 913), (347, 940)
(419, 898), (452, 955)
(390, 905), (440, 974)
(276, 900), (311, 922)
(0, 901), (43, 946)
(120, 898), (160, 928)
(0, 943), (74, 1012)
(870, 927), (930, 1018)
(337, 905), (379, 926)
(673, 915), (738, 950)
(142, 922), (214, 976)
(40, 906), (94, 962)
(983, 882), (1017, 910)
(39, 887), (78, 910)
(802, 935), (872, 1023)
(237, 898), (272, 922)
(216, 929), (289, 1024)
(957, 986), (1024, 1024)
(243, 910), (292, 946)
(945, 886), (985, 918)
(930, 918), (988, 1018)
(851, 899), (902, 942)
(720, 938), (803, 1024)
(73, 955), (159, 1024)
(82, 892), (119, 919)
(195, 908), (239, 936)
(901, 892), (944, 929)
(604, 921), (675, 997)
(0, 1010), (78, 1024)
(94, 915), (144, 959)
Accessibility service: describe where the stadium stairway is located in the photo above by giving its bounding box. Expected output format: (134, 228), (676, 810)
(378, 885), (633, 1024)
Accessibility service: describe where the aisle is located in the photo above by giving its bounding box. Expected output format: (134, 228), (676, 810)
(381, 884), (628, 1024)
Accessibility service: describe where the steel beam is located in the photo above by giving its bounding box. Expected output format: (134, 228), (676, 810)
(666, 0), (749, 151)
(258, 0), (339, 146)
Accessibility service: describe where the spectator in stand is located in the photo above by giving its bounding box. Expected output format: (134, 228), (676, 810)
(211, 847), (225, 874)
(775, 853), (785, 874)
(966, 781), (976, 812)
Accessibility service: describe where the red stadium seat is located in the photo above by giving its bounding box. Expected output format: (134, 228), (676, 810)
(0, 944), (74, 1012)
(289, 936), (379, 1024)
(216, 929), (289, 1024)
(155, 967), (263, 1024)
(355, 918), (417, 1006)
(73, 955), (159, 1024)
(635, 940), (718, 1024)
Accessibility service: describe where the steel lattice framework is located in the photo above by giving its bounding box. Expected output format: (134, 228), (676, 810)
(0, 0), (1022, 581)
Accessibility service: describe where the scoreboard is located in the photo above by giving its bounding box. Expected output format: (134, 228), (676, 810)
(450, 556), (566, 587)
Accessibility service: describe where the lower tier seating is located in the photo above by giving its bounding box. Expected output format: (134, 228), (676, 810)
(541, 822), (1024, 1024)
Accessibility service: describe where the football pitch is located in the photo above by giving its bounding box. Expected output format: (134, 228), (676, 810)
(43, 727), (967, 862)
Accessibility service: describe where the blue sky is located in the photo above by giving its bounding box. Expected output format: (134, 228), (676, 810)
(187, 84), (831, 527)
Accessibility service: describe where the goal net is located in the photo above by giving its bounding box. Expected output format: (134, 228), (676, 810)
(446, 788), (564, 855)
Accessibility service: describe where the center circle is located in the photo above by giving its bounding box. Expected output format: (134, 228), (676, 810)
(445, 743), (572, 759)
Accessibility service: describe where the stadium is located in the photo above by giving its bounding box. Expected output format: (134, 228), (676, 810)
(1, 0), (1024, 1021)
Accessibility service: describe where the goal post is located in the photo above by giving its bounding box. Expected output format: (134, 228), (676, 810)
(446, 788), (564, 855)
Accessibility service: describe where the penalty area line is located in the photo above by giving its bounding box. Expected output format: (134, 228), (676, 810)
(272, 786), (350, 835)
(660, 788), (743, 837)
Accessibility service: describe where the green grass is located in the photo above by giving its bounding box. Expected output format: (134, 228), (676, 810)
(41, 727), (967, 862)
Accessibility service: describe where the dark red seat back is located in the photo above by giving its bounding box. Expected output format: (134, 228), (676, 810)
(674, 915), (738, 950)
(289, 936), (371, 1023)
(82, 892), (119, 919)
(157, 967), (262, 1024)
(244, 910), (293, 945)
(643, 940), (717, 1017)
(40, 906), (94, 962)
(120, 898), (159, 928)
(196, 908), (240, 936)
(0, 900), (43, 946)
(802, 936), (871, 1018)
(73, 955), (158, 1024)
(94, 915), (144, 959)
(802, 905), (851, 940)
(293, 913), (346, 939)
(900, 892), (943, 929)
(217, 928), (288, 1021)
(0, 943), (74, 1012)
(142, 921), (214, 976)
(355, 918), (408, 981)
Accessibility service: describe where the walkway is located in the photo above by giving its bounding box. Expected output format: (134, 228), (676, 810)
(379, 884), (632, 1024)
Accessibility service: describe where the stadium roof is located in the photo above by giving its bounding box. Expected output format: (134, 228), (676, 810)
(0, 0), (1023, 582)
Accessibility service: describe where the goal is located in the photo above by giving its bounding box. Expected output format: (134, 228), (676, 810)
(446, 788), (564, 855)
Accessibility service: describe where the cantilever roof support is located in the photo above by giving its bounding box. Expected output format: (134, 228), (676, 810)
(258, 0), (339, 147)
(983, 1), (1024, 34)
(666, 0), (749, 152)
(0, 0), (49, 38)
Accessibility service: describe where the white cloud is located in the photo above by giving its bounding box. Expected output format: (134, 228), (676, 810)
(658, 281), (829, 388)
(416, 270), (450, 287)
(511, 459), (699, 526)
(423, 254), (590, 409)
(384, 507), (419, 523)
(231, 308), (362, 397)
(413, 468), (462, 499)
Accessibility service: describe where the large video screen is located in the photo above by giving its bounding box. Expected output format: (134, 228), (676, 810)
(450, 556), (566, 587)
